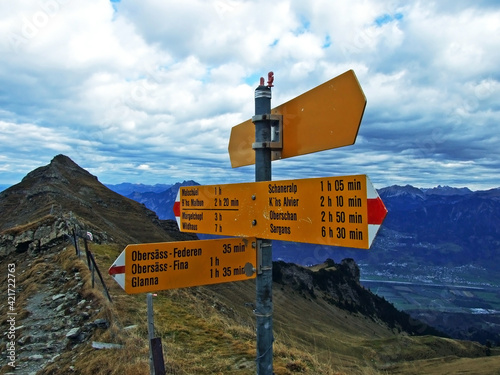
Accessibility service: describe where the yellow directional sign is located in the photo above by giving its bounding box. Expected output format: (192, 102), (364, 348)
(108, 238), (257, 294)
(228, 70), (366, 167)
(175, 175), (387, 249)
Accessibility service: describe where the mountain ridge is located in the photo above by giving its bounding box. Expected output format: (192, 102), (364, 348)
(104, 182), (172, 196)
(122, 181), (500, 269)
(1, 154), (499, 374)
(126, 180), (199, 221)
(0, 155), (193, 257)
(123, 178), (500, 345)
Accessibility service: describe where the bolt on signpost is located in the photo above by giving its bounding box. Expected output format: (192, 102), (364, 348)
(253, 73), (275, 375)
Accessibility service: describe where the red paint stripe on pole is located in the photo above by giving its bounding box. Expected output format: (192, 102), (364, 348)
(109, 265), (125, 275)
(367, 197), (387, 225)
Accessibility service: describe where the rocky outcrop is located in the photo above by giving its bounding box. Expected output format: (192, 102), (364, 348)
(0, 215), (108, 258)
(272, 259), (443, 336)
(0, 216), (66, 257)
(341, 258), (360, 282)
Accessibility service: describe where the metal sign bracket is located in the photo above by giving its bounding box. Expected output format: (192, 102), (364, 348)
(255, 239), (272, 275)
(252, 114), (283, 160)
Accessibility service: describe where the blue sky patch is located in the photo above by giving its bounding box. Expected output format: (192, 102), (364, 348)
(323, 35), (332, 48)
(375, 12), (403, 26)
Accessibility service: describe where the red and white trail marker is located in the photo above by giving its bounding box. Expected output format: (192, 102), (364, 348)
(108, 249), (126, 290)
(174, 190), (181, 229)
(366, 177), (387, 247)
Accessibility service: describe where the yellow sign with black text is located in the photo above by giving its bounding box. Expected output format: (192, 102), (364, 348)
(176, 175), (387, 249)
(109, 237), (257, 294)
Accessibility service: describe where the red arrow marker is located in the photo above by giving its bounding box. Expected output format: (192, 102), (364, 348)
(108, 265), (125, 275)
(108, 249), (126, 290)
(366, 178), (388, 247)
(173, 201), (180, 218)
(173, 190), (181, 228)
(367, 197), (387, 225)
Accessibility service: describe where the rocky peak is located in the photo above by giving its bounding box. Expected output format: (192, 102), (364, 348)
(0, 155), (183, 250)
(272, 260), (440, 336)
(379, 184), (425, 199)
(340, 258), (360, 283)
(423, 185), (472, 196)
(22, 154), (96, 185)
(51, 154), (80, 166)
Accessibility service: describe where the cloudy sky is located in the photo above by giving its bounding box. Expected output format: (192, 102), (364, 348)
(1, 0), (499, 191)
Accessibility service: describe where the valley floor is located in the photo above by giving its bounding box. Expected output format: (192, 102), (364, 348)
(361, 275), (500, 345)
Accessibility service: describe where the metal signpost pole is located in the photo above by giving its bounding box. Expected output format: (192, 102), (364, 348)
(147, 293), (155, 375)
(253, 75), (273, 374)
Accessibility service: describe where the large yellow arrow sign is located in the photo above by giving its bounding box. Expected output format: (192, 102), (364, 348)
(174, 175), (387, 249)
(228, 70), (366, 168)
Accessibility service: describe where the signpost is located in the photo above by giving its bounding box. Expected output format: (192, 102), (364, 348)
(108, 238), (257, 294)
(108, 69), (384, 375)
(174, 175), (386, 249)
(228, 70), (366, 167)
(252, 80), (274, 375)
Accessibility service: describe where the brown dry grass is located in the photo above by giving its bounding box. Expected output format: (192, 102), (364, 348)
(0, 214), (57, 236)
(2, 243), (499, 375)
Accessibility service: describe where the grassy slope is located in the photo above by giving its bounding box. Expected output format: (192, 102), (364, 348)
(89, 244), (500, 374)
(2, 243), (499, 375)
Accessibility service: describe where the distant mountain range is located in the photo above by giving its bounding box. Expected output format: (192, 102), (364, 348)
(370, 184), (500, 277)
(8, 155), (492, 373)
(117, 179), (500, 344)
(2, 156), (499, 345)
(116, 181), (500, 273)
(126, 181), (199, 220)
(105, 182), (172, 196)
